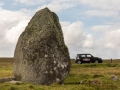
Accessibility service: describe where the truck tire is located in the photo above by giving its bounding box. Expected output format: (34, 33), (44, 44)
(95, 60), (99, 63)
(77, 60), (82, 64)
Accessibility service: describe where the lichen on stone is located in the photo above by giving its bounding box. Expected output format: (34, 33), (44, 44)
(14, 7), (71, 85)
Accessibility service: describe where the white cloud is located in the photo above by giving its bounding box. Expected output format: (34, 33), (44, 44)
(85, 10), (119, 18)
(61, 21), (99, 58)
(15, 0), (78, 7)
(38, 3), (74, 13)
(0, 8), (31, 57)
(78, 0), (120, 18)
(1, 0), (120, 59)
(90, 23), (120, 32)
(84, 23), (120, 58)
(0, 2), (4, 6)
(61, 21), (120, 59)
(78, 0), (120, 11)
(0, 8), (31, 43)
(104, 29), (120, 48)
(14, 0), (120, 18)
(37, 1), (76, 12)
(5, 20), (29, 43)
(19, 8), (34, 15)
(61, 21), (86, 58)
(89, 27), (120, 58)
(83, 34), (94, 48)
(15, 0), (46, 5)
(61, 21), (84, 45)
(90, 25), (112, 32)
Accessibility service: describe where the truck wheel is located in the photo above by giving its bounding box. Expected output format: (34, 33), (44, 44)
(77, 61), (82, 64)
(95, 60), (99, 63)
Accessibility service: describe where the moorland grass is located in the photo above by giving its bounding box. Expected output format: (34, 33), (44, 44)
(0, 58), (120, 90)
(0, 58), (14, 78)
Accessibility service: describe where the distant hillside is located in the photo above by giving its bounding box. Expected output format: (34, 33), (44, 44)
(0, 58), (14, 62)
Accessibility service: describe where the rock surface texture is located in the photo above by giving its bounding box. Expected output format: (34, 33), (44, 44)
(14, 7), (71, 85)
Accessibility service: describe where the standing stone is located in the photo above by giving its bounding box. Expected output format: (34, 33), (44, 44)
(14, 7), (71, 85)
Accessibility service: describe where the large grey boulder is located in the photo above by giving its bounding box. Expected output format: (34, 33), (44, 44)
(14, 7), (71, 85)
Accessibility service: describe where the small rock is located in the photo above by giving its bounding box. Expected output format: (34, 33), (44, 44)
(10, 80), (23, 84)
(111, 75), (119, 81)
(89, 80), (100, 85)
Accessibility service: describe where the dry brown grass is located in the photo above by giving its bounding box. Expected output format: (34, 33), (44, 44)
(0, 58), (14, 78)
(0, 58), (120, 90)
(103, 59), (120, 63)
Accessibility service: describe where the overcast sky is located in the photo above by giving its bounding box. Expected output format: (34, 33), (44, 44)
(1, 0), (120, 59)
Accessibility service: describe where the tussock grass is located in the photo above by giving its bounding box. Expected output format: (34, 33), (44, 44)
(0, 58), (120, 90)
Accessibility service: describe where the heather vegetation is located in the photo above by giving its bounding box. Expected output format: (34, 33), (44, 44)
(0, 58), (120, 90)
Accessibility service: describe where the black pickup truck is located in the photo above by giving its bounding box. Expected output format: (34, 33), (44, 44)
(75, 54), (103, 64)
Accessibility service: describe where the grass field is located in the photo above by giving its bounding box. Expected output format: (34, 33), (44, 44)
(0, 58), (120, 90)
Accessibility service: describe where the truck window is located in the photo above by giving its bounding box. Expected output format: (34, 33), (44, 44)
(87, 55), (92, 57)
(81, 55), (86, 57)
